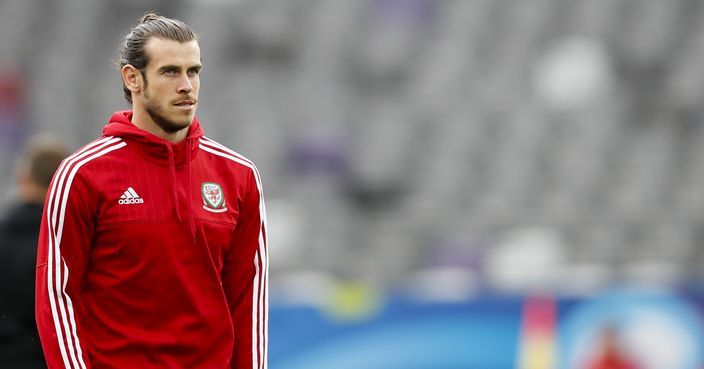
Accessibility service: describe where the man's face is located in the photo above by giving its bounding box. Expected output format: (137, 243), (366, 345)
(139, 38), (201, 133)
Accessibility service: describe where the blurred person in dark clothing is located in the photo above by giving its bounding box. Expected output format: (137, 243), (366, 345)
(0, 136), (67, 369)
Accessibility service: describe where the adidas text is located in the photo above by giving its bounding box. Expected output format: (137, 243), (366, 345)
(118, 198), (144, 205)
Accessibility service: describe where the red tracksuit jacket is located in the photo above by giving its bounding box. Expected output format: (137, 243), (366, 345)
(35, 111), (268, 369)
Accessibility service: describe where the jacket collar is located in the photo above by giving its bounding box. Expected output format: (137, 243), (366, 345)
(102, 110), (204, 166)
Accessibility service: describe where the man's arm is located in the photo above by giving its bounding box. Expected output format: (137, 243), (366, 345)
(36, 160), (95, 369)
(222, 169), (268, 369)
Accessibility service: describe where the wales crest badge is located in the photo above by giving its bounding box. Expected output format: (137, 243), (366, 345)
(201, 182), (227, 213)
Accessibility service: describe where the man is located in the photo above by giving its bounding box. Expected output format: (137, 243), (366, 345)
(0, 136), (67, 369)
(35, 13), (268, 369)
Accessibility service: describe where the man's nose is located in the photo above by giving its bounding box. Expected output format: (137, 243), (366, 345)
(177, 75), (192, 93)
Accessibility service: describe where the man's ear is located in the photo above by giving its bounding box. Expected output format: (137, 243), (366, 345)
(121, 65), (142, 95)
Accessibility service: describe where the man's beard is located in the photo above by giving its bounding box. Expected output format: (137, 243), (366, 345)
(144, 91), (192, 134)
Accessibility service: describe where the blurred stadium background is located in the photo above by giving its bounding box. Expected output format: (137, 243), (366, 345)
(1, 0), (704, 368)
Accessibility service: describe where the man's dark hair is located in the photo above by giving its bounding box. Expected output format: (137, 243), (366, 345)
(117, 12), (198, 104)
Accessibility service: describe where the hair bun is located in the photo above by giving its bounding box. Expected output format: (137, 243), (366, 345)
(139, 12), (161, 24)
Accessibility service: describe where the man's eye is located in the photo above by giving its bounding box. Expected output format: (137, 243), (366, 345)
(165, 69), (177, 75)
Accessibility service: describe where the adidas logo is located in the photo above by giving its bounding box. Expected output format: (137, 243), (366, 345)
(118, 187), (144, 205)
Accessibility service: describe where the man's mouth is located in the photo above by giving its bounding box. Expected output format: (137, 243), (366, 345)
(174, 100), (196, 109)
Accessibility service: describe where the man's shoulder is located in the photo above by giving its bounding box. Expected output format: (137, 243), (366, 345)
(57, 136), (129, 182)
(66, 136), (128, 165)
(197, 136), (258, 171)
